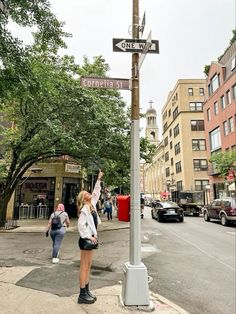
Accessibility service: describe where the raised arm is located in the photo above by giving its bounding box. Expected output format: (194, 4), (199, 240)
(92, 170), (104, 205)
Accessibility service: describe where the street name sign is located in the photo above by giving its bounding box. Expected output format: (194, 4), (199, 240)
(80, 77), (131, 90)
(113, 38), (159, 53)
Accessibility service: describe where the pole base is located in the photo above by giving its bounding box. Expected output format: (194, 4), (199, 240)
(122, 262), (150, 305)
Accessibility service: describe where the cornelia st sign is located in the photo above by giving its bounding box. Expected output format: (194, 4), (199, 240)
(80, 77), (131, 90)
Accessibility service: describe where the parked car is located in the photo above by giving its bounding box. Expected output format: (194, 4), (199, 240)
(151, 201), (184, 222)
(203, 197), (236, 226)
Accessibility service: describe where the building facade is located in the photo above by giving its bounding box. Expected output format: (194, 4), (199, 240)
(161, 79), (208, 194)
(6, 158), (90, 220)
(204, 42), (236, 198)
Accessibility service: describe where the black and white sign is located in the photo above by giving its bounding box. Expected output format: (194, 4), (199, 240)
(113, 38), (159, 53)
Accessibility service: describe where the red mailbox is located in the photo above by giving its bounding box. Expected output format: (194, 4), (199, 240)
(117, 195), (130, 222)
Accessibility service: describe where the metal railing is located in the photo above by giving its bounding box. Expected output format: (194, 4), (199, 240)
(0, 219), (18, 230)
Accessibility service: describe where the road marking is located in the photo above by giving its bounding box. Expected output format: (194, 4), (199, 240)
(169, 230), (236, 272)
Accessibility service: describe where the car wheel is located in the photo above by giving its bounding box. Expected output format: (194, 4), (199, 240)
(157, 215), (162, 222)
(179, 217), (184, 222)
(151, 210), (154, 219)
(221, 214), (228, 226)
(204, 211), (210, 221)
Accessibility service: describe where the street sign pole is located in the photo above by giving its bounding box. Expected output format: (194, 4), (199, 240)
(122, 0), (150, 306)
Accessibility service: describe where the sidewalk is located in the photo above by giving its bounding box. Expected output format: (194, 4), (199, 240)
(0, 217), (189, 314)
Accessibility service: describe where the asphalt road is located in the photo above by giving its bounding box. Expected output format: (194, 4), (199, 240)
(0, 209), (235, 314)
(142, 207), (236, 314)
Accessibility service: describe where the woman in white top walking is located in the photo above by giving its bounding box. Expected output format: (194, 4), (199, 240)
(77, 169), (104, 304)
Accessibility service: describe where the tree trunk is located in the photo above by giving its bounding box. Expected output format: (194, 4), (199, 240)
(0, 189), (14, 224)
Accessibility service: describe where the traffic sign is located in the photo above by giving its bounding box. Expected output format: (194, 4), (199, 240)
(139, 31), (152, 68)
(80, 77), (131, 90)
(113, 38), (159, 53)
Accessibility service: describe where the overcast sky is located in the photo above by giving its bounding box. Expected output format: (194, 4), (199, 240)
(11, 0), (235, 137)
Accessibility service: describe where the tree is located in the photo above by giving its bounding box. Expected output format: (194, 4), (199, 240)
(209, 150), (236, 181)
(0, 0), (68, 101)
(0, 52), (153, 221)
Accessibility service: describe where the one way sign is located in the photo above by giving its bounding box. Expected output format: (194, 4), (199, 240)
(113, 38), (159, 54)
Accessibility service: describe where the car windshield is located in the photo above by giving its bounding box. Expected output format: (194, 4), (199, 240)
(161, 201), (179, 208)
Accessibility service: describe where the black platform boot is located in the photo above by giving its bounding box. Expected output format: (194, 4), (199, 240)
(86, 283), (97, 301)
(78, 287), (95, 304)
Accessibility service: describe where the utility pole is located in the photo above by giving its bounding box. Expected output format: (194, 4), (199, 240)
(122, 0), (150, 306)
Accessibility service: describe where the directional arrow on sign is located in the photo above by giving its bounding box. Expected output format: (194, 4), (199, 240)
(113, 38), (159, 54)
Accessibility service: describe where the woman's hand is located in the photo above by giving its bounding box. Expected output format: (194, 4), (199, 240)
(98, 169), (104, 180)
(90, 236), (98, 244)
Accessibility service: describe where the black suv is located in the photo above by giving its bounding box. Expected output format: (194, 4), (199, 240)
(203, 197), (236, 226)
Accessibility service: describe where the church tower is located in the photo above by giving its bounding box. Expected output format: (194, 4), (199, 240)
(145, 100), (159, 146)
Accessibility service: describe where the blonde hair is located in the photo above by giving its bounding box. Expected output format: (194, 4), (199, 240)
(76, 191), (93, 216)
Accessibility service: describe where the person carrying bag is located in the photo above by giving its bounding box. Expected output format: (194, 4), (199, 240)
(77, 169), (104, 304)
(45, 203), (70, 264)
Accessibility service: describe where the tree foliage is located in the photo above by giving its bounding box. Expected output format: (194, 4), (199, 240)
(209, 150), (236, 179)
(0, 0), (69, 101)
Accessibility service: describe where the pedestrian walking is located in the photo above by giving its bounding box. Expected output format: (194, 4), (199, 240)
(45, 203), (70, 264)
(77, 169), (104, 304)
(104, 197), (113, 220)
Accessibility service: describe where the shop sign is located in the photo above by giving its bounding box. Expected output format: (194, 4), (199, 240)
(24, 181), (48, 191)
(65, 163), (81, 173)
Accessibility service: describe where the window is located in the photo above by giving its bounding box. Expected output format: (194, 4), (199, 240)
(207, 108), (211, 121)
(165, 167), (170, 177)
(192, 139), (206, 151)
(170, 141), (173, 149)
(165, 152), (169, 162)
(176, 161), (182, 173)
(232, 85), (236, 99)
(226, 90), (231, 105)
(176, 181), (183, 191)
(164, 136), (168, 147)
(199, 88), (204, 96)
(209, 73), (220, 95)
(195, 180), (209, 191)
(163, 122), (168, 132)
(223, 121), (228, 136)
(214, 101), (218, 115)
(221, 95), (225, 109)
(231, 57), (236, 71)
(210, 127), (221, 151)
(193, 159), (208, 171)
(169, 128), (172, 137)
(174, 142), (181, 155)
(228, 117), (234, 133)
(171, 158), (174, 166)
(173, 107), (178, 119)
(191, 120), (205, 131)
(168, 109), (171, 117)
(189, 102), (203, 111)
(188, 88), (193, 96)
(174, 124), (179, 137)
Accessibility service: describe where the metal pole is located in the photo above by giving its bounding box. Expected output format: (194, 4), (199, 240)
(122, 0), (150, 306)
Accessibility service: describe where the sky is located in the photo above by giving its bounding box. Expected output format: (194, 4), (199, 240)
(10, 0), (236, 137)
